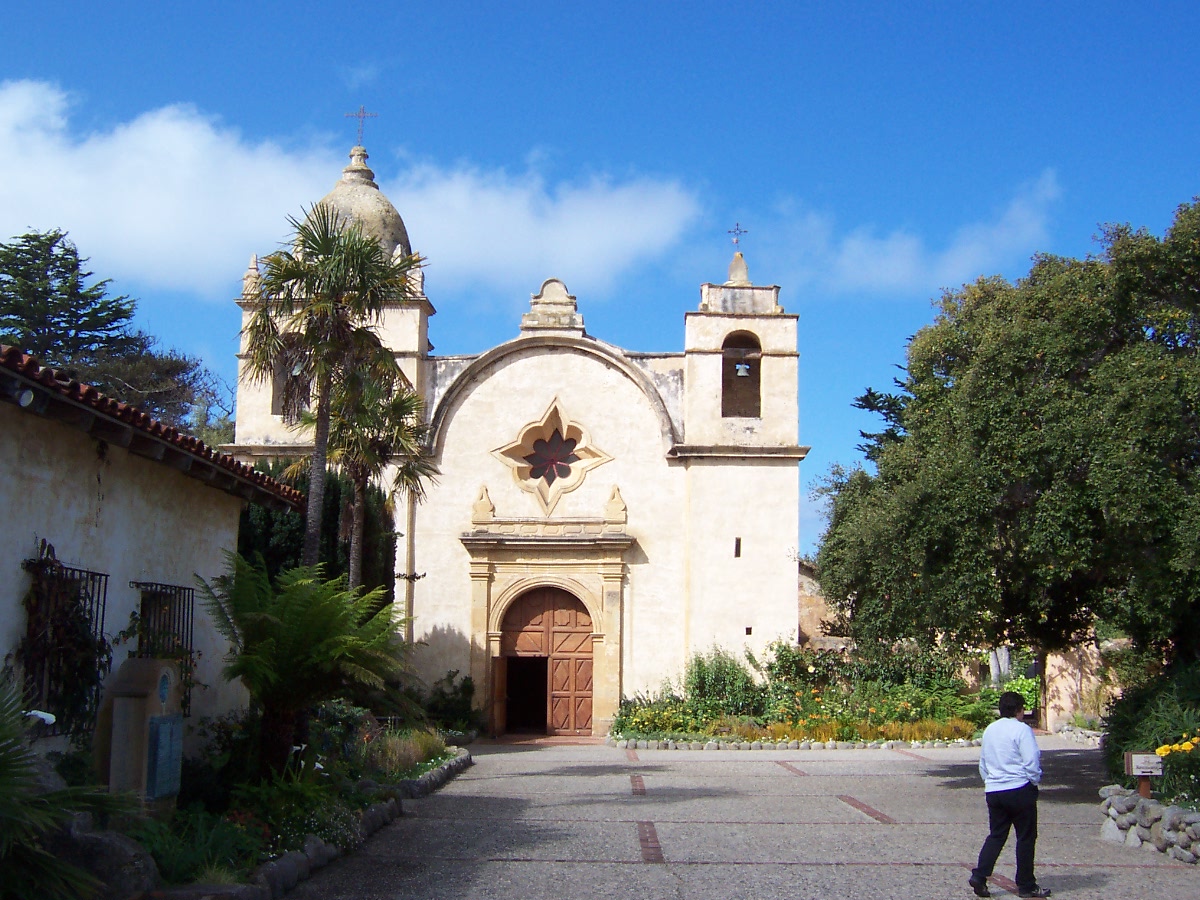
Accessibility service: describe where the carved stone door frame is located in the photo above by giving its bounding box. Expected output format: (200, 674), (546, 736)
(460, 495), (632, 737)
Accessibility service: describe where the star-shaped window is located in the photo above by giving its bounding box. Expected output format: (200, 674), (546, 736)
(525, 429), (580, 485)
(493, 399), (611, 514)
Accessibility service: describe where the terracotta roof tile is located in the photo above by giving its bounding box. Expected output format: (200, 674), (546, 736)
(1, 344), (304, 510)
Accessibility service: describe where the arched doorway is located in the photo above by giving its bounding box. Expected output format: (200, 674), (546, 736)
(494, 587), (593, 735)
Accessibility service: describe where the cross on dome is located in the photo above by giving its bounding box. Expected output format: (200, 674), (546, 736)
(344, 105), (378, 145)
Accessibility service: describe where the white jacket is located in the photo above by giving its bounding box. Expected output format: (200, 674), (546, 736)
(979, 715), (1042, 792)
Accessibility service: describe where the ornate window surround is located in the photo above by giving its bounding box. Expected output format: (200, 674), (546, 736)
(491, 398), (612, 515)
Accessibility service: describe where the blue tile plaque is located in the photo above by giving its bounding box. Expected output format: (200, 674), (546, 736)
(146, 714), (183, 800)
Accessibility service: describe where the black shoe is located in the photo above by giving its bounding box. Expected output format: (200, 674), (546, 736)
(1018, 888), (1051, 899)
(968, 876), (990, 898)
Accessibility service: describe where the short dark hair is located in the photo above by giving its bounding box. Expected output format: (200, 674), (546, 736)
(998, 691), (1026, 718)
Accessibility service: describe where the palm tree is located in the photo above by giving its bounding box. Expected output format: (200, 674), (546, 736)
(243, 203), (421, 567)
(326, 367), (436, 590)
(199, 555), (410, 775)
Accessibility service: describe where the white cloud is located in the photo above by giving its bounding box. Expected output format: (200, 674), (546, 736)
(0, 80), (333, 294)
(755, 171), (1062, 297)
(0, 79), (701, 303)
(385, 165), (701, 296)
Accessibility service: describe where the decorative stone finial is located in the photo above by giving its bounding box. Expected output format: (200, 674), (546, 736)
(604, 485), (627, 525)
(520, 278), (585, 333)
(242, 254), (260, 296)
(471, 486), (495, 525)
(726, 251), (751, 286)
(405, 262), (425, 295)
(342, 146), (377, 187)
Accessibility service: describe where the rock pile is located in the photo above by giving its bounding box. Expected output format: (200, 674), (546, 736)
(1098, 784), (1200, 865)
(1056, 724), (1102, 747)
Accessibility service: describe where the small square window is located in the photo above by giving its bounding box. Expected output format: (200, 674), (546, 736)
(734, 537), (742, 557)
(745, 626), (753, 636)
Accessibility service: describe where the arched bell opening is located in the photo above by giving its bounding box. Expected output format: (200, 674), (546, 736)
(722, 330), (762, 418)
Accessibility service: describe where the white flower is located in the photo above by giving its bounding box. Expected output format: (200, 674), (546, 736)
(24, 710), (56, 724)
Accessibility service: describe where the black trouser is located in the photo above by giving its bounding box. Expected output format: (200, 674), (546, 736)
(973, 782), (1038, 890)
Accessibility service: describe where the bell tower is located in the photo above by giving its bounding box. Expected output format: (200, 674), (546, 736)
(681, 252), (800, 451)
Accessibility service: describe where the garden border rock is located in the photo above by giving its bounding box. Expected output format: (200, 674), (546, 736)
(133, 748), (473, 899)
(1098, 784), (1200, 864)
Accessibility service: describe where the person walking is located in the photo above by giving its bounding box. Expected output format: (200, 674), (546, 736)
(969, 690), (1051, 898)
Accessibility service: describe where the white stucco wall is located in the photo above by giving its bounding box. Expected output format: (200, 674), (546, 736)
(407, 329), (801, 701)
(683, 458), (801, 655)
(0, 404), (249, 735)
(409, 343), (689, 691)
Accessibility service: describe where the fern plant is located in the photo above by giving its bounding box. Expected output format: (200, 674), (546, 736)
(198, 554), (411, 775)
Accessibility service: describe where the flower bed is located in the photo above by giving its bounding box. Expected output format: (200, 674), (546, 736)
(610, 643), (1007, 745)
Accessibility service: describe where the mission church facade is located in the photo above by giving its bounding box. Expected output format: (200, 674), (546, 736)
(228, 145), (809, 735)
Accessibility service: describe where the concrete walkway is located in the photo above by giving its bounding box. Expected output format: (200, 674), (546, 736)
(290, 736), (1196, 899)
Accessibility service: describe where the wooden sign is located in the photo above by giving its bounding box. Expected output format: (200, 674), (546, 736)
(1124, 752), (1164, 777)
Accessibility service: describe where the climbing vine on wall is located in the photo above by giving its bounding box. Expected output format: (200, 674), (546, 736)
(10, 541), (112, 735)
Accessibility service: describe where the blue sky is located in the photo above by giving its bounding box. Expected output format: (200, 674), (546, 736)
(2, 2), (1198, 551)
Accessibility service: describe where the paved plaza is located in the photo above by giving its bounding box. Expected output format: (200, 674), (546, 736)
(290, 736), (1196, 900)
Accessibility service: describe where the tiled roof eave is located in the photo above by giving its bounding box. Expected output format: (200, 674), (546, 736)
(0, 345), (304, 512)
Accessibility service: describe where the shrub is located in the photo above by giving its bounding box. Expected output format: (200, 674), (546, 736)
(358, 728), (447, 781)
(309, 699), (380, 778)
(1103, 660), (1200, 802)
(198, 555), (409, 776)
(178, 708), (261, 813)
(422, 670), (484, 731)
(1154, 730), (1200, 810)
(125, 805), (263, 885)
(1002, 675), (1041, 713)
(685, 647), (763, 716)
(231, 775), (362, 856)
(0, 679), (134, 900)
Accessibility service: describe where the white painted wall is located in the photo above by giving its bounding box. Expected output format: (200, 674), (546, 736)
(0, 404), (249, 739)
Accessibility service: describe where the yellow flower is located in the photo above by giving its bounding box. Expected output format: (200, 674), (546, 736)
(1156, 746), (1170, 757)
(1183, 742), (1195, 752)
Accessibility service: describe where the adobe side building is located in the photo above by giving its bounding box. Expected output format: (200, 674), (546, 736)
(229, 145), (810, 736)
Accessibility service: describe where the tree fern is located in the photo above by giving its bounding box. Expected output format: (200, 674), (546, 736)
(198, 556), (411, 774)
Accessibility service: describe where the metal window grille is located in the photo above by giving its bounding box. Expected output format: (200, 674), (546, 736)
(20, 562), (109, 736)
(130, 581), (195, 715)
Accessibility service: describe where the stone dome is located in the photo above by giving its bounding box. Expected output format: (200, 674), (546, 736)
(315, 145), (411, 258)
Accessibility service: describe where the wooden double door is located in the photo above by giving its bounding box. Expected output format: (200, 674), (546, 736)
(494, 587), (593, 735)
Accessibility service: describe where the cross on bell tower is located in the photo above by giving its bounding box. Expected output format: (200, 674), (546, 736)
(728, 222), (748, 248)
(345, 105), (378, 145)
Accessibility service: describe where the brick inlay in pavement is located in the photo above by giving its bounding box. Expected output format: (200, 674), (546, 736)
(636, 821), (664, 863)
(285, 737), (1197, 900)
(837, 793), (899, 824)
(630, 774), (646, 795)
(890, 746), (932, 761)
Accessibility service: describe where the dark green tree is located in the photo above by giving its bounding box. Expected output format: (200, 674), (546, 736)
(816, 200), (1200, 664)
(0, 230), (138, 364)
(238, 461), (396, 603)
(0, 229), (224, 429)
